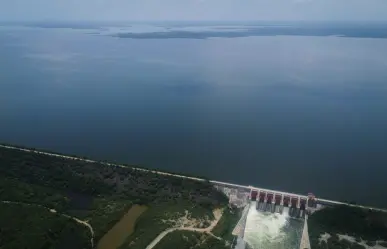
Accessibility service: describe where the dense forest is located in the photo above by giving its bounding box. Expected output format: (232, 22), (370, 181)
(308, 205), (387, 249)
(0, 145), (227, 206)
(0, 203), (91, 249)
(0, 145), (229, 249)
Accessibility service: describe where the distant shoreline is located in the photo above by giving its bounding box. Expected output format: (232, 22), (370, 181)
(1, 21), (387, 39)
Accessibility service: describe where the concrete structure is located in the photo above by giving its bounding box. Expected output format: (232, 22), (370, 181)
(300, 215), (311, 249)
(209, 181), (387, 213)
(250, 189), (258, 201)
(249, 188), (309, 218)
(232, 203), (250, 237)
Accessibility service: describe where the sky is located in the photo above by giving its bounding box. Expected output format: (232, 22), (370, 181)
(1, 0), (387, 22)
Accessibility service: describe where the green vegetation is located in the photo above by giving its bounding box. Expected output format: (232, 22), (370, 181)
(0, 177), (70, 211)
(97, 205), (147, 249)
(119, 201), (216, 249)
(85, 197), (134, 241)
(308, 205), (387, 249)
(0, 143), (210, 180)
(0, 202), (90, 249)
(0, 145), (228, 249)
(153, 231), (229, 249)
(136, 205), (242, 249)
(0, 175), (133, 243)
(212, 205), (242, 242)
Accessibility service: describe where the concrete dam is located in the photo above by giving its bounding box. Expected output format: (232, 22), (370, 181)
(250, 189), (313, 219)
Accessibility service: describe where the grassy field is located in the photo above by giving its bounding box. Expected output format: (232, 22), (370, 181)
(97, 205), (147, 249)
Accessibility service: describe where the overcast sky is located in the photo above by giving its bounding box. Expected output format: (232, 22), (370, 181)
(1, 0), (387, 22)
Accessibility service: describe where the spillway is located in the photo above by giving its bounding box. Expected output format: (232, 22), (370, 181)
(243, 201), (304, 249)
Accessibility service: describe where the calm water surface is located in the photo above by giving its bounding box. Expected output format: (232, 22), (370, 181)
(1, 26), (387, 207)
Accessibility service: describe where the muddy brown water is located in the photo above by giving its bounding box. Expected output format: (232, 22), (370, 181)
(97, 205), (148, 249)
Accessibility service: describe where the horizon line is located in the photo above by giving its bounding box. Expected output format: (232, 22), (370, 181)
(1, 19), (387, 23)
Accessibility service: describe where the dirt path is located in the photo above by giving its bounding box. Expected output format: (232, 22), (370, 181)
(1, 200), (95, 249)
(145, 209), (223, 249)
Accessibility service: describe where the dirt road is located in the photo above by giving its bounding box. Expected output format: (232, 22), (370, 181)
(145, 209), (223, 249)
(1, 200), (95, 248)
